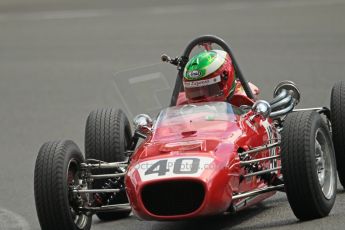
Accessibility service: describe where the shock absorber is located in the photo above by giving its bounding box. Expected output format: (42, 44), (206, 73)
(93, 177), (126, 206)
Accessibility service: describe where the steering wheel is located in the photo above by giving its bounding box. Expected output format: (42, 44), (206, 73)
(170, 35), (255, 106)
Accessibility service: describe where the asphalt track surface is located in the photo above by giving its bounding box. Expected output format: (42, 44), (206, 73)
(1, 0), (345, 229)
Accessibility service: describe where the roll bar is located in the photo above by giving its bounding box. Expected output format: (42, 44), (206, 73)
(169, 35), (255, 106)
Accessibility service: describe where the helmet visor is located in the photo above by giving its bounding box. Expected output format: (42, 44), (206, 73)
(184, 75), (223, 101)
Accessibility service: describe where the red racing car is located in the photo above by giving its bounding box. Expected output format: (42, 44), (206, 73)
(34, 35), (345, 230)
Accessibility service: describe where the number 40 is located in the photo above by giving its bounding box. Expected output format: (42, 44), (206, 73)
(144, 158), (200, 176)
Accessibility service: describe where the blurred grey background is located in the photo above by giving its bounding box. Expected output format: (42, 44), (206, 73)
(0, 0), (344, 229)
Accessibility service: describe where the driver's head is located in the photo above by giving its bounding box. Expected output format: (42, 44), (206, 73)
(183, 50), (236, 103)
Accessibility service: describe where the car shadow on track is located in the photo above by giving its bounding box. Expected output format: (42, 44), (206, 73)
(146, 195), (297, 230)
(337, 188), (345, 194)
(93, 189), (345, 230)
(92, 195), (297, 230)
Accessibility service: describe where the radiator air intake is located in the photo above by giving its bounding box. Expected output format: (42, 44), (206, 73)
(141, 180), (205, 216)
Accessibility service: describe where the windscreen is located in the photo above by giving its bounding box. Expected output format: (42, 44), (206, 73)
(151, 102), (243, 140)
(112, 63), (176, 119)
(156, 102), (239, 125)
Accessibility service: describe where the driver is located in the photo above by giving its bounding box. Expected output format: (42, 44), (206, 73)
(183, 50), (236, 103)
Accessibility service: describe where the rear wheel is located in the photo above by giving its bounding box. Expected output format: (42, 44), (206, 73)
(85, 108), (132, 221)
(34, 140), (91, 230)
(330, 81), (345, 188)
(281, 111), (336, 220)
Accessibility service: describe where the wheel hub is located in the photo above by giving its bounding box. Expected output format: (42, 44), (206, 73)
(67, 160), (89, 229)
(315, 139), (326, 186)
(315, 129), (335, 199)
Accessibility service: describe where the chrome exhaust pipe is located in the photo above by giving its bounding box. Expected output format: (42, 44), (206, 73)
(271, 94), (292, 111)
(270, 99), (295, 118)
(270, 89), (288, 105)
(268, 81), (301, 119)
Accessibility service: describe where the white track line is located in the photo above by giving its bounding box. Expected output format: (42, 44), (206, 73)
(0, 0), (344, 21)
(0, 208), (30, 230)
(0, 9), (113, 21)
(151, 0), (345, 15)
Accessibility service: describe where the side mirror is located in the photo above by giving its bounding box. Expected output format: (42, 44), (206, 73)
(273, 80), (301, 105)
(252, 100), (271, 119)
(133, 114), (153, 135)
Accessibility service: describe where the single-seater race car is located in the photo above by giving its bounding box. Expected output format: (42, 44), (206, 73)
(34, 35), (345, 230)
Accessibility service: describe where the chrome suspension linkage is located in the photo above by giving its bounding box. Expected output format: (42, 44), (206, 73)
(80, 161), (128, 169)
(72, 188), (121, 194)
(232, 184), (285, 200)
(79, 203), (131, 213)
(238, 142), (281, 157)
(89, 172), (126, 179)
(240, 155), (280, 166)
(244, 167), (282, 178)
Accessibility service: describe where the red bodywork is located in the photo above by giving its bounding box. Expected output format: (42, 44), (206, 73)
(125, 82), (281, 220)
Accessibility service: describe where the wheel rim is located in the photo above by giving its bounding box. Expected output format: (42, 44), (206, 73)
(67, 159), (88, 229)
(315, 129), (335, 199)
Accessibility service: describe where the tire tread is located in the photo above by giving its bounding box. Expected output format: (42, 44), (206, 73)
(34, 140), (91, 230)
(330, 81), (345, 187)
(84, 108), (131, 221)
(282, 111), (336, 220)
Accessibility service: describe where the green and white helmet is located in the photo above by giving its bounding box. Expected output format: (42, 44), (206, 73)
(183, 50), (235, 102)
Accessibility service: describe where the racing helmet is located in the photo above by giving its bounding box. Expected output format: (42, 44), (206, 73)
(183, 50), (236, 103)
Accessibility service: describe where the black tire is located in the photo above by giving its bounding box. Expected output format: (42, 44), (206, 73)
(281, 111), (337, 220)
(85, 108), (132, 221)
(34, 140), (92, 230)
(330, 81), (345, 188)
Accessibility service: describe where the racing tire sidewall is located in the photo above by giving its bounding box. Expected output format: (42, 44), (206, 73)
(84, 108), (132, 221)
(282, 111), (337, 220)
(330, 81), (345, 188)
(34, 140), (92, 230)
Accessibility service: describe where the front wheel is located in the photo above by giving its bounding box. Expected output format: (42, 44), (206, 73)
(34, 140), (91, 230)
(281, 111), (337, 220)
(330, 81), (345, 188)
(85, 108), (132, 221)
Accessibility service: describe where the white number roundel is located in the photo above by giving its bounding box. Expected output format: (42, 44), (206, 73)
(134, 157), (214, 181)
